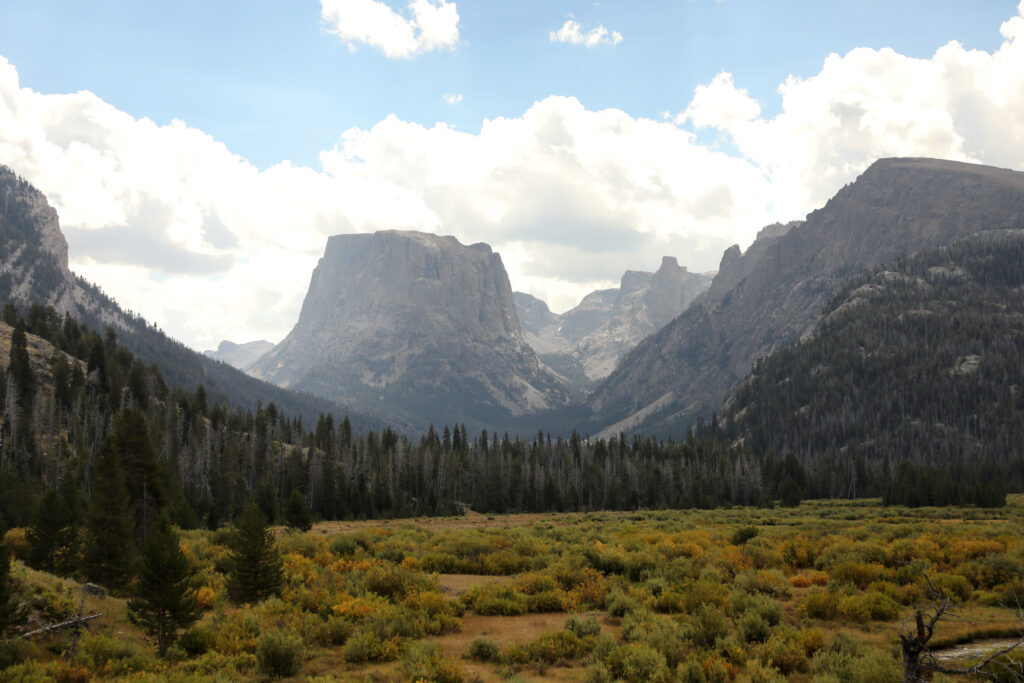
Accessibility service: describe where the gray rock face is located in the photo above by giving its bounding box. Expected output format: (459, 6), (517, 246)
(0, 166), (123, 329)
(204, 340), (275, 371)
(589, 158), (1024, 437)
(249, 230), (572, 428)
(514, 256), (712, 385)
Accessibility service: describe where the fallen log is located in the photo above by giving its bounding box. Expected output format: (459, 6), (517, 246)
(22, 613), (102, 638)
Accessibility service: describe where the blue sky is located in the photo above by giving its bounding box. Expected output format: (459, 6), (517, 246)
(0, 1), (1022, 349)
(0, 1), (1012, 169)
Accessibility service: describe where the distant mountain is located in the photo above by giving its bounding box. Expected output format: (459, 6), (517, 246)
(719, 230), (1024, 504)
(0, 165), (379, 430)
(588, 158), (1024, 437)
(514, 257), (712, 388)
(248, 230), (573, 430)
(203, 339), (275, 370)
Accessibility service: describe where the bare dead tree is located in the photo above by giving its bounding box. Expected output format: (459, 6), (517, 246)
(901, 565), (1024, 682)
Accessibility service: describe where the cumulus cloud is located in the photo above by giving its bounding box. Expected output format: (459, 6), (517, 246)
(442, 92), (463, 105)
(549, 19), (623, 47)
(320, 0), (459, 58)
(1, 3), (1024, 348)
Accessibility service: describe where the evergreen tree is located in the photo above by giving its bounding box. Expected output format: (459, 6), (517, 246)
(26, 488), (79, 575)
(0, 514), (28, 639)
(105, 408), (165, 541)
(84, 445), (134, 588)
(126, 513), (201, 656)
(284, 489), (312, 531)
(226, 502), (283, 604)
(8, 321), (32, 407)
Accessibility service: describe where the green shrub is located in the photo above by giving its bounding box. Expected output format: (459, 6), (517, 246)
(565, 615), (602, 638)
(342, 630), (382, 663)
(606, 589), (640, 617)
(467, 636), (499, 662)
(614, 642), (671, 682)
(691, 605), (731, 649)
(527, 630), (582, 663)
(735, 569), (792, 598)
(731, 526), (760, 545)
(256, 630), (303, 678)
(678, 659), (707, 683)
(464, 583), (527, 616)
(78, 632), (158, 676)
(402, 641), (463, 683)
(526, 590), (564, 612)
(837, 591), (898, 623)
(582, 663), (614, 683)
(329, 535), (360, 556)
(178, 625), (215, 657)
(738, 611), (771, 643)
(803, 587), (839, 619)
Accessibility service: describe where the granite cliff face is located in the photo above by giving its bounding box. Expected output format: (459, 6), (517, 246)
(248, 230), (572, 428)
(203, 340), (275, 370)
(515, 257), (711, 386)
(589, 158), (1024, 437)
(0, 167), (124, 329)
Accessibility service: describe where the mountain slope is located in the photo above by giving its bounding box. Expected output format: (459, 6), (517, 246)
(589, 158), (1024, 437)
(249, 230), (573, 429)
(719, 230), (1024, 503)
(0, 165), (379, 429)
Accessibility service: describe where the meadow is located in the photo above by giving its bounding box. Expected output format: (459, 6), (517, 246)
(6, 496), (1024, 682)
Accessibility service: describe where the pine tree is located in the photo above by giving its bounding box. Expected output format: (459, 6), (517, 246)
(26, 488), (79, 575)
(226, 502), (283, 604)
(126, 513), (201, 656)
(84, 445), (134, 588)
(0, 514), (27, 639)
(284, 489), (312, 531)
(105, 408), (165, 541)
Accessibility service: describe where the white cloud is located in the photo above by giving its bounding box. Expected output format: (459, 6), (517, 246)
(320, 0), (459, 58)
(443, 92), (463, 105)
(549, 19), (623, 47)
(1, 3), (1024, 344)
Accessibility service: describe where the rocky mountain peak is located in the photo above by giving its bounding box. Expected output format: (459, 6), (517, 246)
(249, 230), (570, 428)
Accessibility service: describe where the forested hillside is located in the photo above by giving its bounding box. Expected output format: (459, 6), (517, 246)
(721, 230), (1024, 506)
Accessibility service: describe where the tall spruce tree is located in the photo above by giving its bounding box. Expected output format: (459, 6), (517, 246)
(26, 488), (79, 575)
(284, 489), (312, 531)
(226, 502), (283, 604)
(104, 408), (165, 542)
(84, 444), (134, 588)
(127, 513), (201, 656)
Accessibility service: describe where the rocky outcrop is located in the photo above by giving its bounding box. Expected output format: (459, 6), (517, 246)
(568, 257), (711, 381)
(249, 230), (572, 429)
(515, 257), (712, 385)
(203, 340), (275, 371)
(588, 158), (1024, 437)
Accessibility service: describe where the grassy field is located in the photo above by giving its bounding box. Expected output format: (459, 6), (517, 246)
(6, 497), (1024, 681)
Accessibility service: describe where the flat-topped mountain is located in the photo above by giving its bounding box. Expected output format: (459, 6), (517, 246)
(248, 230), (572, 429)
(589, 158), (1024, 437)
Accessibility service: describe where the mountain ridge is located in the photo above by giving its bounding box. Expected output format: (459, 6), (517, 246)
(588, 157), (1024, 437)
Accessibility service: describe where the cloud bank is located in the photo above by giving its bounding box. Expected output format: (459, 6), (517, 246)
(549, 20), (623, 47)
(320, 0), (459, 58)
(1, 3), (1024, 350)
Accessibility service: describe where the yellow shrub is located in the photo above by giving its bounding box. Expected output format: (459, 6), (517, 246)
(196, 586), (217, 610)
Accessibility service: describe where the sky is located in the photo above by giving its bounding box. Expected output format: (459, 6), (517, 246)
(1, 0), (1023, 351)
